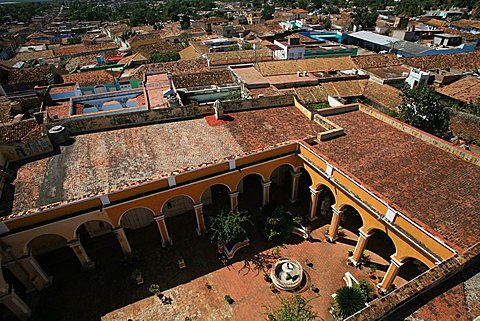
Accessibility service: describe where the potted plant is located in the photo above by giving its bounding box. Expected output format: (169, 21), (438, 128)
(264, 272), (272, 282)
(131, 268), (144, 285)
(149, 283), (162, 297)
(269, 284), (279, 294)
(337, 226), (346, 237)
(224, 294), (234, 304)
(263, 205), (302, 241)
(357, 279), (375, 302)
(369, 264), (377, 280)
(210, 210), (252, 259)
(330, 286), (367, 319)
(205, 282), (212, 290)
(310, 283), (320, 294)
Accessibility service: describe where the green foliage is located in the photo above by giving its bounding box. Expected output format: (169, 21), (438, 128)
(210, 210), (252, 246)
(262, 5), (275, 20)
(309, 102), (330, 110)
(149, 283), (160, 294)
(356, 279), (375, 301)
(223, 90), (242, 101)
(450, 98), (480, 117)
(0, 3), (52, 23)
(321, 17), (332, 29)
(131, 268), (142, 279)
(263, 205), (303, 241)
(266, 295), (317, 321)
(181, 15), (191, 30)
(398, 84), (450, 136)
(149, 51), (181, 63)
(67, 37), (82, 45)
(369, 263), (377, 273)
(353, 8), (379, 28)
(331, 286), (367, 319)
(242, 42), (254, 50)
(224, 294), (234, 304)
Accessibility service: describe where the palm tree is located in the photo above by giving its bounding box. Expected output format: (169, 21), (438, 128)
(331, 286), (366, 320)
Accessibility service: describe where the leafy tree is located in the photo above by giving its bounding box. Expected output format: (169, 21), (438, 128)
(398, 84), (450, 136)
(262, 5), (276, 20)
(242, 42), (254, 50)
(210, 210), (252, 246)
(322, 17), (332, 29)
(353, 8), (379, 28)
(67, 37), (82, 45)
(263, 205), (302, 241)
(266, 295), (317, 321)
(180, 14), (191, 29)
(331, 286), (366, 319)
(149, 51), (181, 63)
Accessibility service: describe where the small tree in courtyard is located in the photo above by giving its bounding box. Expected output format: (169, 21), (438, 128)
(263, 205), (302, 241)
(398, 84), (450, 137)
(210, 210), (252, 247)
(331, 286), (366, 320)
(265, 294), (317, 321)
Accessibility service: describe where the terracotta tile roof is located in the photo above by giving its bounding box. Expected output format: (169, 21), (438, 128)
(179, 45), (200, 61)
(11, 49), (55, 62)
(132, 41), (183, 56)
(206, 48), (273, 66)
(130, 59), (209, 79)
(61, 70), (116, 87)
(256, 57), (356, 76)
(117, 53), (148, 65)
(363, 81), (402, 109)
(318, 110), (480, 253)
(0, 119), (41, 144)
(10, 106), (323, 214)
(53, 43), (118, 57)
(0, 65), (58, 85)
(449, 19), (480, 30)
(402, 51), (480, 71)
(173, 70), (235, 89)
(353, 54), (403, 69)
(436, 76), (480, 103)
(418, 17), (448, 28)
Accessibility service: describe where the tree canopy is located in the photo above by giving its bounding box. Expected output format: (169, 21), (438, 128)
(149, 51), (180, 63)
(398, 84), (450, 136)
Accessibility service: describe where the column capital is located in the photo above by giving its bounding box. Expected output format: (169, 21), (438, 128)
(390, 255), (403, 268)
(193, 203), (203, 210)
(153, 215), (165, 222)
(67, 240), (81, 248)
(331, 205), (344, 215)
(309, 186), (321, 195)
(262, 181), (272, 187)
(230, 191), (239, 197)
(358, 228), (373, 239)
(291, 171), (302, 178)
(113, 227), (124, 233)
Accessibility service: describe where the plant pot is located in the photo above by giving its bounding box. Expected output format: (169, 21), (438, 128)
(369, 273), (376, 280)
(136, 276), (144, 285)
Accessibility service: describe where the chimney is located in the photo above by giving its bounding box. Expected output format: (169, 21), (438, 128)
(213, 100), (224, 120)
(303, 70), (307, 77)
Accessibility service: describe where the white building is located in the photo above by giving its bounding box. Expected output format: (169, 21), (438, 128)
(268, 37), (305, 60)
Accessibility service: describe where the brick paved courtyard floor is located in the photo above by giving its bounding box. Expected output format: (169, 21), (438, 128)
(13, 196), (412, 321)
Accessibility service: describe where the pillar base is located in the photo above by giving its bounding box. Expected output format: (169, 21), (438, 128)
(325, 233), (337, 243)
(309, 215), (317, 222)
(289, 198), (297, 204)
(347, 256), (361, 267)
(161, 238), (173, 248)
(376, 283), (389, 295)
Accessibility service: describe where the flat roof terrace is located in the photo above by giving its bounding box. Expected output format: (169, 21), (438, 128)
(317, 109), (480, 253)
(9, 106), (324, 215)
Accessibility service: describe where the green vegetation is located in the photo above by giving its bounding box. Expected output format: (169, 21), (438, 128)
(242, 42), (254, 50)
(398, 84), (450, 137)
(261, 5), (275, 20)
(266, 295), (317, 321)
(224, 294), (234, 304)
(0, 2), (53, 23)
(449, 98), (480, 117)
(67, 37), (82, 45)
(210, 210), (252, 246)
(309, 102), (330, 110)
(149, 51), (181, 63)
(223, 90), (242, 101)
(180, 14), (191, 30)
(356, 279), (376, 301)
(331, 286), (367, 319)
(352, 8), (379, 28)
(263, 205), (303, 241)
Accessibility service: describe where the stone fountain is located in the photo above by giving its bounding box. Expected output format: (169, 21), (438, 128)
(270, 258), (304, 291)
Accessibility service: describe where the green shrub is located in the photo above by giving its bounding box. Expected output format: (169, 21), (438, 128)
(266, 295), (317, 321)
(263, 205), (302, 241)
(331, 286), (367, 319)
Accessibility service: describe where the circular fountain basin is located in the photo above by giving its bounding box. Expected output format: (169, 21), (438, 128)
(270, 258), (304, 291)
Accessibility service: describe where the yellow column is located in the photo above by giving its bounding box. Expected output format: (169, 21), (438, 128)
(379, 256), (403, 293)
(113, 227), (132, 256)
(326, 206), (344, 242)
(262, 181), (271, 206)
(308, 186), (320, 221)
(0, 289), (32, 321)
(229, 192), (239, 212)
(348, 228), (371, 267)
(68, 240), (92, 267)
(194, 203), (206, 235)
(289, 171), (302, 203)
(154, 215), (172, 247)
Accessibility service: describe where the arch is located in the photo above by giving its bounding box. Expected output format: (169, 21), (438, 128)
(25, 234), (69, 256)
(73, 219), (114, 240)
(200, 183), (232, 200)
(237, 173), (264, 211)
(161, 195), (195, 218)
(338, 204), (364, 236)
(236, 172), (266, 190)
(269, 164), (295, 204)
(365, 228), (398, 263)
(318, 184), (336, 206)
(398, 257), (430, 281)
(266, 163), (296, 182)
(120, 207), (155, 230)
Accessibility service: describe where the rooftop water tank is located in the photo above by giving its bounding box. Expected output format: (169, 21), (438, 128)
(48, 125), (69, 145)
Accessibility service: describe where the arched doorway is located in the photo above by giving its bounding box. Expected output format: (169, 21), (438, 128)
(316, 185), (336, 228)
(297, 167), (313, 219)
(339, 205), (363, 237)
(237, 173), (263, 212)
(270, 165), (294, 204)
(201, 184), (231, 229)
(75, 220), (123, 262)
(365, 229), (397, 273)
(398, 258), (429, 282)
(162, 195), (197, 244)
(120, 208), (159, 250)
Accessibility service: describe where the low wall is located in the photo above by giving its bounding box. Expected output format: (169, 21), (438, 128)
(53, 95), (295, 135)
(449, 109), (480, 143)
